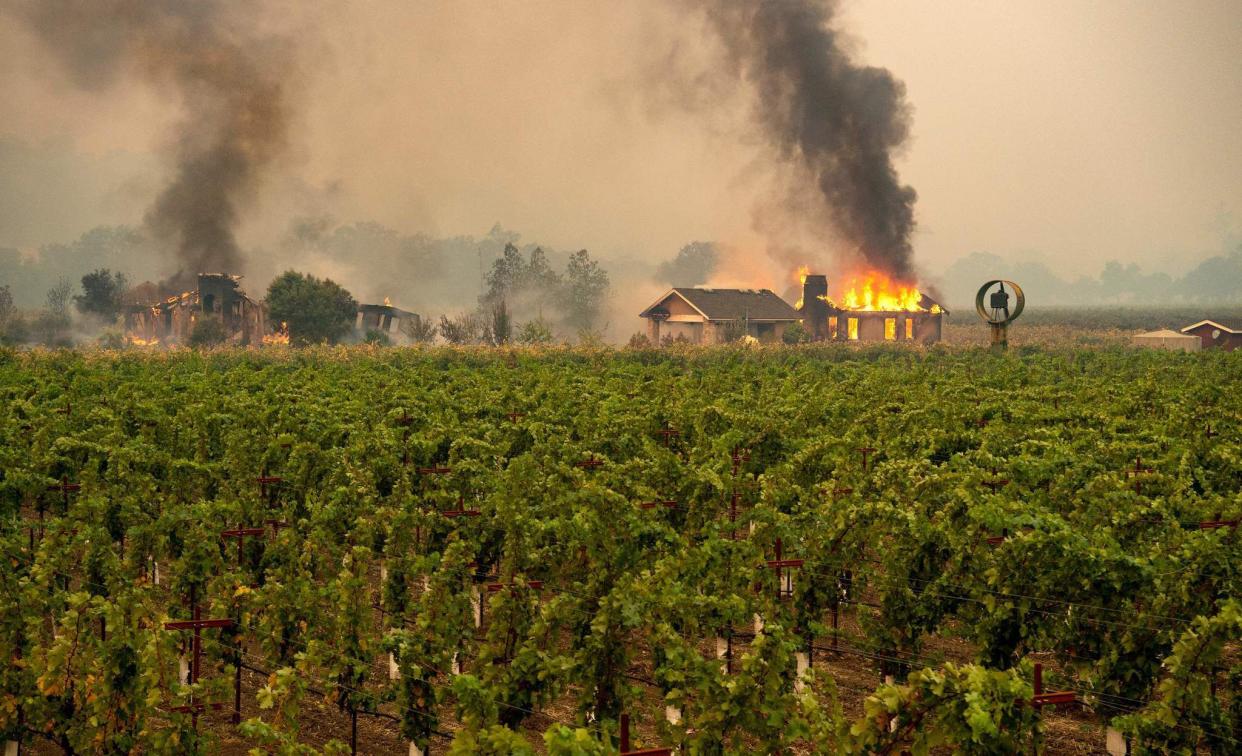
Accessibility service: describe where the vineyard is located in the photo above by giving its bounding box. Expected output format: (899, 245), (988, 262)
(1, 345), (1238, 755)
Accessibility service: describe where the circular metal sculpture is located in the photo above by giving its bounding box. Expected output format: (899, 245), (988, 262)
(975, 280), (1025, 349)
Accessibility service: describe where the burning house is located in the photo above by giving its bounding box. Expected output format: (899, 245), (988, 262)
(125, 273), (270, 346)
(796, 272), (945, 344)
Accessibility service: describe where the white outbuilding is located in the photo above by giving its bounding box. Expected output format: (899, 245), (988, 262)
(1131, 329), (1201, 352)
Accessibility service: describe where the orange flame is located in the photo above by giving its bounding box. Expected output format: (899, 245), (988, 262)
(837, 271), (926, 312)
(262, 321), (291, 345)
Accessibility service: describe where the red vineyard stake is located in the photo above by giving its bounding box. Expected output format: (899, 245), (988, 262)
(505, 411), (525, 422)
(1204, 424), (1219, 439)
(858, 446), (876, 472)
(728, 492), (744, 541)
(1030, 663), (1075, 708)
(164, 586), (235, 731)
(764, 538), (803, 600)
(441, 494), (482, 518)
(575, 455), (604, 470)
(831, 486), (853, 500)
(417, 466), (452, 475)
(982, 472), (1010, 494)
(1199, 519), (1239, 530)
(222, 526), (268, 724)
(639, 500), (679, 510)
(730, 447), (751, 476)
(1124, 457), (1154, 495)
(264, 518), (288, 535)
(255, 476), (283, 504)
(655, 427), (679, 447)
(46, 476), (81, 509)
(984, 534), (1007, 546)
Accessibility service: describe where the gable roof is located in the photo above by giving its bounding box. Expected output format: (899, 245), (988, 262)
(1180, 319), (1242, 334)
(640, 288), (802, 321)
(1134, 329), (1198, 339)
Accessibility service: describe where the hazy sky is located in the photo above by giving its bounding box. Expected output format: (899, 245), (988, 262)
(1, 0), (1239, 292)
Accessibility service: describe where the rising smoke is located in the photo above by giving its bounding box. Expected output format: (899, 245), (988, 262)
(688, 0), (918, 280)
(5, 0), (294, 290)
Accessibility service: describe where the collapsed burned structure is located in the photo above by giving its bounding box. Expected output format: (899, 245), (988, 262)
(356, 299), (420, 341)
(796, 273), (945, 344)
(125, 273), (270, 346)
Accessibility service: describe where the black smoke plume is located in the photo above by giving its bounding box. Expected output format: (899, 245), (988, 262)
(692, 0), (918, 280)
(6, 0), (293, 290)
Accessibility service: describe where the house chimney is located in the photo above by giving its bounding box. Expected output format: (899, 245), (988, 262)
(801, 274), (830, 340)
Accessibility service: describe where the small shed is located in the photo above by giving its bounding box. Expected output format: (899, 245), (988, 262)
(1132, 329), (1201, 353)
(1179, 319), (1242, 352)
(639, 288), (801, 345)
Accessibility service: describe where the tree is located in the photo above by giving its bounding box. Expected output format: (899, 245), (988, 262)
(562, 250), (609, 332)
(656, 241), (718, 286)
(782, 321), (809, 344)
(363, 329), (391, 346)
(490, 300), (512, 345)
(439, 313), (481, 345)
(265, 271), (358, 346)
(188, 317), (230, 348)
(0, 285), (26, 345)
(0, 285), (13, 326)
(516, 318), (554, 345)
(34, 278), (73, 346)
(74, 269), (128, 320)
(399, 315), (437, 344)
(482, 244), (562, 321)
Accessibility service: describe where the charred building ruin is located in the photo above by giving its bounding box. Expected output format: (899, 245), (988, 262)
(125, 273), (268, 346)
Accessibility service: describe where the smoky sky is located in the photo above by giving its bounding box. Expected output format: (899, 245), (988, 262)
(4, 0), (293, 289)
(1, 0), (1239, 311)
(690, 0), (917, 280)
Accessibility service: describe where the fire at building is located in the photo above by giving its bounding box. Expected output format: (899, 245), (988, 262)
(356, 298), (421, 342)
(124, 273), (275, 346)
(796, 271), (945, 344)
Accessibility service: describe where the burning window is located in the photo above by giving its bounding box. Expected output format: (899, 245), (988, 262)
(905, 319), (914, 340)
(829, 316), (838, 339)
(884, 318), (896, 341)
(847, 317), (859, 341)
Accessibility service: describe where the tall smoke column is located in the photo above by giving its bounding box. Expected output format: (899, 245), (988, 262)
(5, 0), (293, 289)
(692, 0), (918, 280)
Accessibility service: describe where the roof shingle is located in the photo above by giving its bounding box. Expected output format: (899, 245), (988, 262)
(642, 288), (802, 321)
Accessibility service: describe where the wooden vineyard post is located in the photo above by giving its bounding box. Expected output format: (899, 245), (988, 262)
(857, 446), (876, 473)
(164, 585), (235, 731)
(619, 712), (673, 756)
(1198, 517), (1239, 530)
(504, 410), (525, 423)
(398, 411), (413, 466)
(255, 475), (283, 509)
(654, 426), (679, 448)
(1124, 457), (1154, 496)
(45, 476), (80, 512)
(982, 469), (1010, 494)
(574, 455), (604, 470)
(1029, 662), (1077, 752)
(221, 526), (266, 724)
(764, 539), (805, 686)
